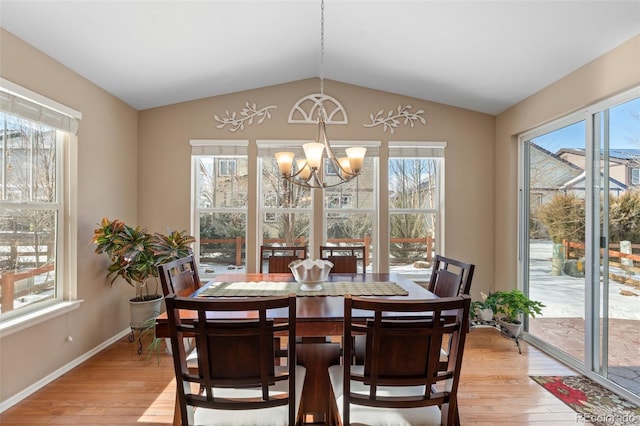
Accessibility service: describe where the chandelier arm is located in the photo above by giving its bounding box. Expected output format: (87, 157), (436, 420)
(281, 172), (358, 189)
(284, 166), (311, 181)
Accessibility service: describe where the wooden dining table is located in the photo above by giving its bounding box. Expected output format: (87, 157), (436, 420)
(155, 272), (437, 425)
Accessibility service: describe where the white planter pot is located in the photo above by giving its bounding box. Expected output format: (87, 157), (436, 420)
(479, 308), (494, 321)
(498, 318), (523, 338)
(129, 296), (163, 329)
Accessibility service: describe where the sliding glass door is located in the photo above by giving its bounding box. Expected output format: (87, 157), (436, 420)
(521, 90), (640, 403)
(593, 98), (640, 398)
(524, 119), (587, 364)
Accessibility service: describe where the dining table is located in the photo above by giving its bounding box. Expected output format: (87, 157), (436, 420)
(155, 272), (437, 425)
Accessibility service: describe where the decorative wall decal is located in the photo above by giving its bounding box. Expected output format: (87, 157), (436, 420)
(363, 105), (426, 133)
(288, 93), (348, 124)
(214, 102), (277, 132)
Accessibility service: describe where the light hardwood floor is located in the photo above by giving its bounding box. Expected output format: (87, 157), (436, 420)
(1, 327), (583, 426)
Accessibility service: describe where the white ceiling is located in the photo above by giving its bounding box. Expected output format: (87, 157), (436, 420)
(1, 0), (639, 114)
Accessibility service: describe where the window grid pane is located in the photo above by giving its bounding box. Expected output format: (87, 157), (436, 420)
(0, 111), (61, 319)
(195, 155), (248, 277)
(388, 158), (441, 276)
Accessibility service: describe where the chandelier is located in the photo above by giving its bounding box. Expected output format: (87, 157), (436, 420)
(275, 0), (366, 189)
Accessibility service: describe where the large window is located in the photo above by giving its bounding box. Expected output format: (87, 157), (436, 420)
(0, 81), (79, 324)
(192, 140), (444, 280)
(192, 141), (248, 276)
(324, 155), (376, 269)
(388, 142), (444, 278)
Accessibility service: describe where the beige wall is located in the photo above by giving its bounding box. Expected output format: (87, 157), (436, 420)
(137, 79), (495, 287)
(494, 34), (640, 291)
(0, 29), (139, 402)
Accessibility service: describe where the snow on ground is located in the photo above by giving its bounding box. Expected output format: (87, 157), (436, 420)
(529, 240), (639, 320)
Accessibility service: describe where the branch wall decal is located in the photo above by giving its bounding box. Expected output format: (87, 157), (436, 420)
(214, 102), (277, 132)
(363, 105), (426, 133)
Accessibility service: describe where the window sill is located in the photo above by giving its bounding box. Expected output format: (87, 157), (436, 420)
(0, 300), (83, 338)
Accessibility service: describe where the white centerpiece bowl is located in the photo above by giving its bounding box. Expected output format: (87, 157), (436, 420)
(289, 258), (333, 291)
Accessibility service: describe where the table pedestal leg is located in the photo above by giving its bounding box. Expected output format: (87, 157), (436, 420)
(296, 338), (341, 425)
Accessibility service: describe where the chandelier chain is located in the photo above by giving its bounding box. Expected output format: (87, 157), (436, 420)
(319, 0), (325, 116)
(273, 0), (366, 189)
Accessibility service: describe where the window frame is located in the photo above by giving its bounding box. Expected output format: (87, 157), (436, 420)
(387, 142), (445, 281)
(0, 79), (81, 334)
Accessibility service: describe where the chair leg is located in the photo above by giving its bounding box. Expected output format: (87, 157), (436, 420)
(172, 392), (181, 426)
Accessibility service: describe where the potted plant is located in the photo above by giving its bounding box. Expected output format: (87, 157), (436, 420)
(92, 217), (195, 329)
(492, 289), (545, 337)
(470, 292), (497, 322)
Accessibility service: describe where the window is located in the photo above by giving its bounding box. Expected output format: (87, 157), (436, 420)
(324, 154), (376, 269)
(632, 168), (639, 185)
(258, 142), (311, 271)
(0, 80), (80, 324)
(388, 142), (444, 278)
(191, 140), (444, 279)
(191, 141), (249, 277)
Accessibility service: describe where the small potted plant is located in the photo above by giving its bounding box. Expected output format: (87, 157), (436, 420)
(471, 292), (497, 322)
(92, 217), (195, 329)
(492, 289), (545, 337)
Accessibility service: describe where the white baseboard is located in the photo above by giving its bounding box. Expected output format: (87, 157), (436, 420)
(0, 328), (131, 413)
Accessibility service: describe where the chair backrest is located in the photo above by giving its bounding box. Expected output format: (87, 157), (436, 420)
(165, 293), (298, 426)
(259, 246), (307, 273)
(427, 255), (475, 297)
(319, 245), (366, 273)
(341, 294), (471, 425)
(158, 255), (201, 297)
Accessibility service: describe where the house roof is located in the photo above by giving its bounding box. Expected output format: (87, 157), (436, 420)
(557, 148), (640, 163)
(1, 1), (639, 113)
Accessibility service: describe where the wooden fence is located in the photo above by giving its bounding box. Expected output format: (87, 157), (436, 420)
(199, 235), (434, 267)
(563, 239), (640, 274)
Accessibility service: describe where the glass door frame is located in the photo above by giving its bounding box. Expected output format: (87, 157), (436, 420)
(518, 86), (640, 405)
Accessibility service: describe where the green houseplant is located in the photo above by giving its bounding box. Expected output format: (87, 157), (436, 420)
(92, 217), (195, 328)
(492, 289), (544, 337)
(470, 292), (498, 321)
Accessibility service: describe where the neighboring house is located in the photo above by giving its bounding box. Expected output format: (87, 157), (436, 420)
(559, 171), (627, 197)
(529, 144), (583, 208)
(557, 148), (640, 188)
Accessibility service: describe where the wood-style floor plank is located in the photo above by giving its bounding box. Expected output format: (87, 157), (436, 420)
(1, 328), (586, 425)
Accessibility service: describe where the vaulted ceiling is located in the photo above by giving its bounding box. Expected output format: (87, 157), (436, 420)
(1, 1), (638, 114)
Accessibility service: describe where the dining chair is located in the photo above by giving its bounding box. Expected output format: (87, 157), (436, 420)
(328, 294), (471, 426)
(319, 245), (366, 273)
(165, 293), (306, 426)
(427, 255), (475, 298)
(260, 245), (307, 273)
(157, 255), (201, 410)
(158, 255), (201, 297)
(426, 255), (475, 371)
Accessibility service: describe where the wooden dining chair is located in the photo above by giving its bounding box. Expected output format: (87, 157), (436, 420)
(329, 294), (471, 426)
(427, 255), (475, 298)
(157, 254), (201, 412)
(319, 245), (366, 273)
(260, 245), (307, 273)
(157, 255), (201, 297)
(426, 255), (475, 371)
(165, 293), (306, 426)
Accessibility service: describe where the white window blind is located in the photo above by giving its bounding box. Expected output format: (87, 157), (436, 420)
(0, 79), (81, 134)
(257, 140), (307, 157)
(257, 140), (381, 157)
(388, 141), (446, 157)
(190, 139), (249, 155)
